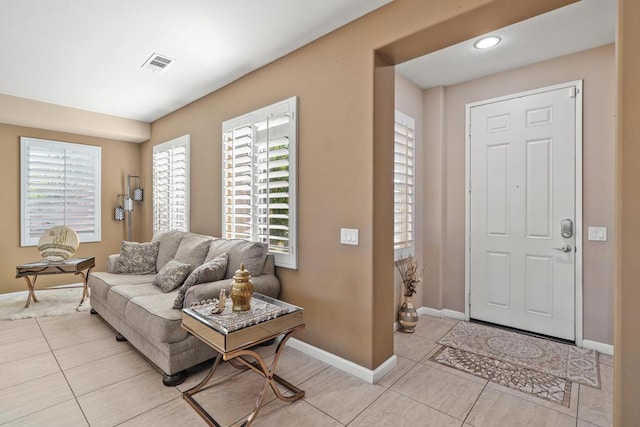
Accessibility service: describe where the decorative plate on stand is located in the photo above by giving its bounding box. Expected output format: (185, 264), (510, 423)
(38, 226), (79, 262)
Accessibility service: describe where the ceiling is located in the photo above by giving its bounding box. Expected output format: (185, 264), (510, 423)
(396, 0), (616, 89)
(0, 0), (391, 123)
(0, 1), (616, 124)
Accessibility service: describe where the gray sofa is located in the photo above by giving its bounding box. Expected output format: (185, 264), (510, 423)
(88, 230), (280, 385)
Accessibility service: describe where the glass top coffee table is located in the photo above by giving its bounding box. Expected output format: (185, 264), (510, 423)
(15, 257), (95, 309)
(181, 293), (305, 427)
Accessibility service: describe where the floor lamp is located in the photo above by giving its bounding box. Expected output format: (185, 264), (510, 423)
(114, 174), (143, 241)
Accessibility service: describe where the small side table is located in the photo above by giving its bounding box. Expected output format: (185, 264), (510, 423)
(16, 257), (95, 309)
(181, 294), (305, 427)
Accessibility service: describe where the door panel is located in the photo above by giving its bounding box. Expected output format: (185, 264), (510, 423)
(524, 254), (553, 316)
(487, 252), (510, 308)
(469, 86), (576, 341)
(487, 144), (510, 236)
(525, 139), (552, 238)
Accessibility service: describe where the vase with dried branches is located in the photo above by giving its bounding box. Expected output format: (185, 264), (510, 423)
(395, 256), (422, 333)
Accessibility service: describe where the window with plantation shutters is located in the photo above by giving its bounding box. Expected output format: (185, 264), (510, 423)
(394, 111), (415, 258)
(20, 137), (101, 246)
(153, 135), (190, 234)
(222, 97), (297, 269)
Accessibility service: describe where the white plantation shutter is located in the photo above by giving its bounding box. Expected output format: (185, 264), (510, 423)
(223, 119), (254, 240)
(394, 111), (415, 258)
(153, 135), (190, 234)
(20, 138), (101, 246)
(223, 97), (297, 269)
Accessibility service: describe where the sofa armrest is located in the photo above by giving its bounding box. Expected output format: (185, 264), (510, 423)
(249, 274), (281, 298)
(183, 275), (281, 308)
(106, 254), (121, 273)
(184, 279), (232, 307)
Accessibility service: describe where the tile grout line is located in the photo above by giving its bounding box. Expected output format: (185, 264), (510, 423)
(112, 395), (184, 426)
(36, 314), (160, 426)
(461, 378), (489, 426)
(342, 386), (389, 426)
(35, 316), (92, 427)
(383, 354), (476, 424)
(576, 384), (582, 426)
(289, 364), (349, 426)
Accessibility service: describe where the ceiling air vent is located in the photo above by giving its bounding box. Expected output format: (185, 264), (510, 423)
(141, 53), (175, 73)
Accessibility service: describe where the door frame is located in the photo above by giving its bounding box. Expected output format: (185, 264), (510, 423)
(464, 80), (584, 345)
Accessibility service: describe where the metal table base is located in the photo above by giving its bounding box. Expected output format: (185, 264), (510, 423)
(183, 324), (305, 427)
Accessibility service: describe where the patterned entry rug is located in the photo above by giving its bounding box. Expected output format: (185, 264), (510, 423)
(430, 321), (600, 407)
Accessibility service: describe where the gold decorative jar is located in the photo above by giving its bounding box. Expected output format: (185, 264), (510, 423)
(230, 263), (254, 311)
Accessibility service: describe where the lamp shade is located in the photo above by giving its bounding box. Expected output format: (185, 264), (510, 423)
(123, 197), (134, 212)
(133, 187), (144, 201)
(114, 205), (125, 221)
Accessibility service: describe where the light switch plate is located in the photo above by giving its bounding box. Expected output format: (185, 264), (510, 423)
(340, 228), (359, 245)
(588, 226), (607, 241)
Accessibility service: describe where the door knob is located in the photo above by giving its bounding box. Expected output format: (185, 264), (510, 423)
(553, 245), (572, 253)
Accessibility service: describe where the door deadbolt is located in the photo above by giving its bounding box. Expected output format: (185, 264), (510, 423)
(561, 218), (573, 238)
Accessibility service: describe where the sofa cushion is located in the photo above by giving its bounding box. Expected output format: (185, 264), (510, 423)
(115, 241), (160, 274)
(205, 239), (267, 279)
(107, 283), (160, 319)
(173, 233), (212, 273)
(173, 252), (228, 309)
(126, 293), (187, 344)
(89, 272), (155, 303)
(152, 230), (186, 271)
(153, 260), (191, 293)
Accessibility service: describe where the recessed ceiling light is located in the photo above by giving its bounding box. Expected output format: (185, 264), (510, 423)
(473, 36), (501, 50)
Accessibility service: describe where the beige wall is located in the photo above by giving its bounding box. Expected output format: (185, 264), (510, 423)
(0, 93), (149, 143)
(0, 0), (636, 420)
(422, 86), (447, 312)
(616, 0), (640, 424)
(422, 44), (616, 344)
(0, 124), (142, 294)
(141, 0), (574, 369)
(394, 73), (424, 312)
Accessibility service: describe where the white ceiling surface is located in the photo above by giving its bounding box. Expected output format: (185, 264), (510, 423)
(0, 0), (391, 123)
(396, 0), (616, 90)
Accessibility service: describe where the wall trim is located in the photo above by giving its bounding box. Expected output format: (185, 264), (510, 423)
(417, 306), (467, 321)
(582, 339), (614, 356)
(286, 338), (397, 384)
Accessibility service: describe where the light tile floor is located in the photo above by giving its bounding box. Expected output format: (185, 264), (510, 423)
(0, 313), (613, 426)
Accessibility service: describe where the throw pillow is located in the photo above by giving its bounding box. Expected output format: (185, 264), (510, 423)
(173, 252), (228, 309)
(173, 234), (213, 273)
(227, 241), (267, 279)
(205, 239), (267, 279)
(153, 260), (192, 293)
(115, 241), (160, 275)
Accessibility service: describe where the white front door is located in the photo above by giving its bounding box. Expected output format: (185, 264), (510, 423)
(468, 83), (579, 341)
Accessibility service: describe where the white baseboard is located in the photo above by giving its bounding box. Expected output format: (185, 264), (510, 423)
(417, 306), (466, 321)
(582, 339), (614, 356)
(286, 338), (397, 384)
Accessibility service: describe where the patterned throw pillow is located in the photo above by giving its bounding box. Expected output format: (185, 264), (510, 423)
(173, 252), (228, 309)
(115, 241), (160, 275)
(153, 260), (192, 293)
